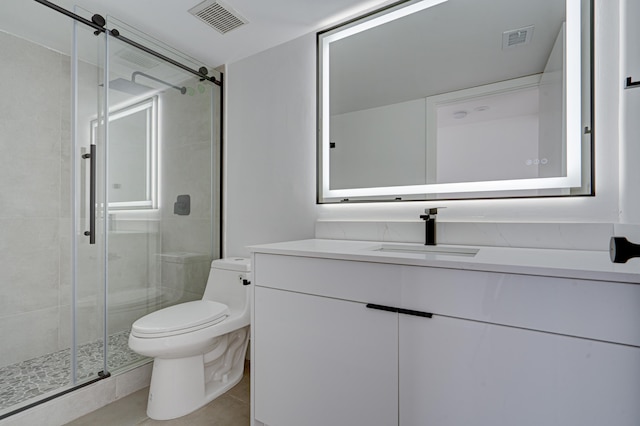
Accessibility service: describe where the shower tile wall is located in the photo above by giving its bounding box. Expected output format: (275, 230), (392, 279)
(158, 78), (220, 303)
(0, 32), (154, 370)
(0, 31), (71, 368)
(0, 31), (219, 372)
(107, 229), (159, 335)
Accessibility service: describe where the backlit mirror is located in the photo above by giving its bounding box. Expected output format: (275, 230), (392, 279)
(91, 97), (158, 209)
(317, 0), (592, 203)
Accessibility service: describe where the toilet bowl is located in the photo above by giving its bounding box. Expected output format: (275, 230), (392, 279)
(128, 257), (251, 420)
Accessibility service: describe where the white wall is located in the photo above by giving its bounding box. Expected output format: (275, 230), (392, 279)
(620, 0), (640, 224)
(225, 0), (633, 253)
(330, 99), (426, 189)
(225, 34), (318, 257)
(437, 114), (540, 183)
(538, 23), (565, 178)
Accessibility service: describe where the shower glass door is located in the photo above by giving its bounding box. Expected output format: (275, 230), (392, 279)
(102, 17), (221, 374)
(0, 2), (108, 415)
(73, 5), (108, 382)
(0, 1), (221, 416)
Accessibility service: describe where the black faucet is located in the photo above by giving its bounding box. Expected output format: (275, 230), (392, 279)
(610, 236), (640, 263)
(419, 208), (441, 246)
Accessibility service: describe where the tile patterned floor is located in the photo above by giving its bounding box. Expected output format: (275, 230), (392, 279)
(66, 361), (251, 426)
(0, 331), (146, 411)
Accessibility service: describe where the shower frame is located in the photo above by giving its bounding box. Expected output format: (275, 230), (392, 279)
(0, 1), (223, 420)
(35, 0), (221, 87)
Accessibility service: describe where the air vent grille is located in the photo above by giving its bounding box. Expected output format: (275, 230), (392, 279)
(189, 0), (248, 35)
(502, 25), (534, 50)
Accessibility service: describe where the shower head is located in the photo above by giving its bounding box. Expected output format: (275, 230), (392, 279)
(108, 78), (155, 96)
(107, 71), (187, 96)
(132, 71), (187, 95)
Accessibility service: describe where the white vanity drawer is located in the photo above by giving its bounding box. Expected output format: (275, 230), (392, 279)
(253, 253), (640, 346)
(400, 266), (640, 347)
(253, 253), (401, 306)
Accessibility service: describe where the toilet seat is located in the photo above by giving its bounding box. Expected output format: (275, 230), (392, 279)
(131, 300), (229, 338)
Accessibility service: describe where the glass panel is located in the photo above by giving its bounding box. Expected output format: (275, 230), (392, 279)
(0, 1), (106, 414)
(73, 6), (108, 381)
(104, 17), (221, 374)
(0, 1), (221, 415)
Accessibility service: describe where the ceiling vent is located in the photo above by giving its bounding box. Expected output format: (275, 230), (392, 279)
(189, 0), (248, 35)
(502, 25), (534, 50)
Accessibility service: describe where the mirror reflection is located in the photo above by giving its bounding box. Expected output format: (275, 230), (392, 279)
(318, 0), (592, 202)
(91, 97), (157, 209)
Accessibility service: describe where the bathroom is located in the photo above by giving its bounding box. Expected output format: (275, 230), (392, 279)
(1, 0), (639, 424)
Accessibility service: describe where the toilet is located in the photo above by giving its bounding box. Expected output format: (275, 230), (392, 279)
(128, 257), (251, 420)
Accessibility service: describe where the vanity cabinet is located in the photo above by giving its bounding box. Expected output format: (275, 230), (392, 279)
(399, 314), (640, 425)
(254, 286), (398, 426)
(397, 266), (640, 425)
(251, 252), (640, 426)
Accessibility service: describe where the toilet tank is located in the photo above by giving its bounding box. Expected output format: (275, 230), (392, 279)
(157, 252), (212, 302)
(202, 258), (251, 310)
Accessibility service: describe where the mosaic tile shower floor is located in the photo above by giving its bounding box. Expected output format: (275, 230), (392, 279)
(0, 331), (146, 411)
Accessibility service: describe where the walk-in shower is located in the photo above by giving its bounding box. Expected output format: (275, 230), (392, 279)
(0, 0), (222, 418)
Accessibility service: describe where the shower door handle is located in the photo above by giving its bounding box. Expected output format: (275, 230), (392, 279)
(82, 144), (96, 244)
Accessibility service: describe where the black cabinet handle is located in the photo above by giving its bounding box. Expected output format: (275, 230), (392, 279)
(366, 303), (433, 318)
(398, 308), (432, 318)
(366, 303), (399, 313)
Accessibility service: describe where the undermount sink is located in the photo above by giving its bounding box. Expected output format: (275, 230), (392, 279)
(371, 244), (479, 257)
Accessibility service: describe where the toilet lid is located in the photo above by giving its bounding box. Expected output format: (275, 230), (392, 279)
(131, 300), (229, 338)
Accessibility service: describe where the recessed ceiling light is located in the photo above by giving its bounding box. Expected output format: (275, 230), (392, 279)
(452, 111), (468, 119)
(474, 105), (490, 112)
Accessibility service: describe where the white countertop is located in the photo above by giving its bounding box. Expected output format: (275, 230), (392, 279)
(248, 239), (640, 284)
